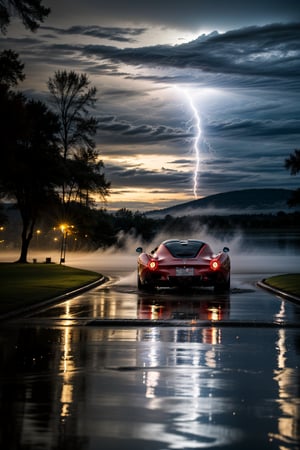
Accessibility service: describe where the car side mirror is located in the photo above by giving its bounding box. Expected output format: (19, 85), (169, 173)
(223, 247), (230, 253)
(136, 247), (143, 253)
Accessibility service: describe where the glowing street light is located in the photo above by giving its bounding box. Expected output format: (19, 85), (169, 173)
(60, 224), (69, 264)
(0, 226), (4, 245)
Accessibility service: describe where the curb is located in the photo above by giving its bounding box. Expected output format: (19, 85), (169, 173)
(257, 280), (300, 305)
(0, 275), (108, 322)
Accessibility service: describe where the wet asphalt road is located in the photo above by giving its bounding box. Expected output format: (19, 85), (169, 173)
(1, 262), (300, 450)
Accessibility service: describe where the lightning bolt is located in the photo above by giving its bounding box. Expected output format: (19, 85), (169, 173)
(176, 87), (202, 199)
(184, 90), (201, 199)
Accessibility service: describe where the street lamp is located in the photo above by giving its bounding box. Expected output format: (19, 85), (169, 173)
(59, 224), (74, 263)
(35, 229), (41, 249)
(60, 224), (68, 264)
(0, 226), (4, 245)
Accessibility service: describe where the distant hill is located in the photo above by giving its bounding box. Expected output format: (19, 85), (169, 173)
(146, 188), (297, 217)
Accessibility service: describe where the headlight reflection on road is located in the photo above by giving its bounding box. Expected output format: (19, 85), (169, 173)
(60, 327), (74, 419)
(138, 327), (242, 449)
(269, 328), (300, 446)
(59, 311), (76, 421)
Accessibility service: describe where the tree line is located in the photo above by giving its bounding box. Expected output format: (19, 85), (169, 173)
(1, 206), (300, 254)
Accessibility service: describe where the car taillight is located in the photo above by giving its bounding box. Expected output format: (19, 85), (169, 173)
(210, 260), (220, 271)
(148, 260), (158, 271)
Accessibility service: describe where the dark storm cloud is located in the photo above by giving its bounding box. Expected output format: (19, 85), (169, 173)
(105, 163), (191, 188)
(205, 155), (286, 174)
(41, 25), (147, 43)
(82, 23), (300, 86)
(46, 0), (300, 31)
(101, 88), (145, 99)
(206, 119), (300, 139)
(105, 157), (300, 196)
(4, 22), (299, 92)
(171, 159), (192, 165)
(98, 116), (190, 144)
(104, 142), (300, 196)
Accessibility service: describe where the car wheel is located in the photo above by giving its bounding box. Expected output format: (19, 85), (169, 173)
(139, 279), (156, 293)
(137, 272), (143, 289)
(137, 272), (152, 291)
(214, 276), (230, 293)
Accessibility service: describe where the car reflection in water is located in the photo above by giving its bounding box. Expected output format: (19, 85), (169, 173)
(137, 292), (230, 322)
(137, 290), (230, 347)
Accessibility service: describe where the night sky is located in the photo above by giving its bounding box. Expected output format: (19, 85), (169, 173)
(1, 0), (300, 210)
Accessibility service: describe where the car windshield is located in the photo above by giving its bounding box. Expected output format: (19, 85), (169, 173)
(163, 240), (205, 258)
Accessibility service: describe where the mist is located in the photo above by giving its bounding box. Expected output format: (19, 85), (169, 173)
(1, 227), (299, 289)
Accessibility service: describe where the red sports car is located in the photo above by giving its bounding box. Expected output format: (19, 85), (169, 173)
(136, 239), (230, 292)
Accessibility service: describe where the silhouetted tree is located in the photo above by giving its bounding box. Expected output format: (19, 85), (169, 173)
(0, 50), (25, 211)
(47, 71), (97, 162)
(285, 149), (300, 207)
(0, 50), (25, 86)
(47, 70), (110, 208)
(65, 150), (110, 206)
(285, 149), (300, 175)
(0, 0), (50, 34)
(113, 209), (156, 242)
(0, 90), (62, 262)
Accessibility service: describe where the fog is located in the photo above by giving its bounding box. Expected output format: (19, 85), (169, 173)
(1, 229), (299, 288)
(147, 206), (294, 218)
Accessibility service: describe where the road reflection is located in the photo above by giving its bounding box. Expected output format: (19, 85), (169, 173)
(2, 272), (300, 449)
(271, 328), (300, 447)
(137, 293), (230, 323)
(1, 316), (300, 449)
(34, 282), (233, 325)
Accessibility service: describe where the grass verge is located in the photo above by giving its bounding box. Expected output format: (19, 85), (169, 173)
(0, 262), (102, 315)
(264, 273), (300, 298)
